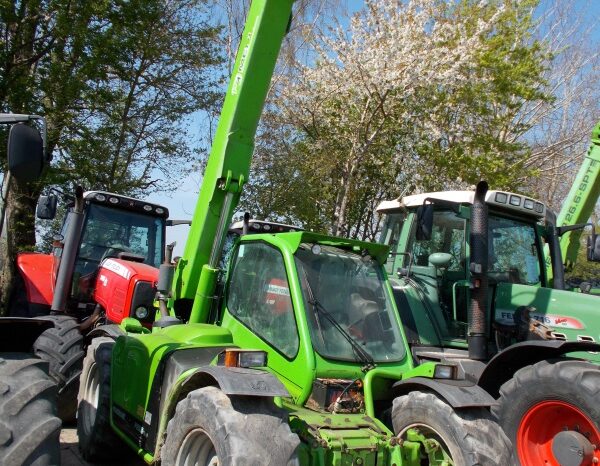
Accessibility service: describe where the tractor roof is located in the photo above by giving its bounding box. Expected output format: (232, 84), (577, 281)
(83, 190), (169, 218)
(377, 190), (547, 219)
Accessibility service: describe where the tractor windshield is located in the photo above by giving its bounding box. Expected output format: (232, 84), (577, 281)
(295, 244), (405, 363)
(76, 203), (164, 271)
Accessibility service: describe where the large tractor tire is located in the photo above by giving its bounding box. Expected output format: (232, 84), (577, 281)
(392, 391), (514, 466)
(33, 314), (85, 423)
(161, 386), (300, 466)
(0, 354), (61, 466)
(492, 359), (600, 466)
(77, 337), (129, 462)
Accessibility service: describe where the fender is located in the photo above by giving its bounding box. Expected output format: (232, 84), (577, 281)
(0, 317), (54, 352)
(393, 377), (496, 408)
(478, 340), (600, 397)
(180, 365), (290, 398)
(136, 346), (289, 457)
(86, 324), (126, 342)
(16, 252), (54, 306)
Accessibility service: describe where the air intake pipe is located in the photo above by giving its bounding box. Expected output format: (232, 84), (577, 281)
(468, 181), (489, 361)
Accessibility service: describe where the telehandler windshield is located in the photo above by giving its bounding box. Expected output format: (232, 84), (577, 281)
(295, 244), (405, 363)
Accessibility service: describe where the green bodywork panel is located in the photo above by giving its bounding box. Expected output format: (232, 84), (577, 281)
(111, 323), (234, 417)
(494, 283), (600, 362)
(556, 121), (600, 272)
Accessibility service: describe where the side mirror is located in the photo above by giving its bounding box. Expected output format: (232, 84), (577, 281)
(36, 194), (58, 219)
(416, 203), (434, 241)
(587, 232), (600, 262)
(7, 123), (44, 183)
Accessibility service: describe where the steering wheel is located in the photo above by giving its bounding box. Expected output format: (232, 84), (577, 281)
(101, 243), (133, 262)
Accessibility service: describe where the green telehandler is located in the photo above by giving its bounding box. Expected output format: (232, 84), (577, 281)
(377, 179), (600, 465)
(75, 1), (514, 465)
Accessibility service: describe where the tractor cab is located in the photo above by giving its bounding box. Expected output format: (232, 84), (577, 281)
(65, 191), (168, 304)
(377, 190), (556, 352)
(13, 189), (168, 318)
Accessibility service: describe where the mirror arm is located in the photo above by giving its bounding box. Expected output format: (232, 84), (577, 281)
(556, 222), (592, 236)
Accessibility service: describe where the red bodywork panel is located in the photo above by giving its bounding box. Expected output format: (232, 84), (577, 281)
(94, 259), (158, 325)
(16, 253), (55, 306)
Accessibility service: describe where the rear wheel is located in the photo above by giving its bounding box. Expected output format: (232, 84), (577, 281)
(492, 359), (600, 466)
(0, 354), (61, 466)
(392, 391), (514, 465)
(33, 315), (85, 422)
(77, 337), (128, 462)
(161, 386), (299, 466)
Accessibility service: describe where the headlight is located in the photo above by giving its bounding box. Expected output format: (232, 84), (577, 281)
(433, 364), (456, 379)
(217, 349), (268, 368)
(134, 306), (149, 319)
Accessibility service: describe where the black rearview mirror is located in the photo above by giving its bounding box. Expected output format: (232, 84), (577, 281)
(587, 231), (600, 262)
(416, 203), (434, 241)
(36, 194), (58, 220)
(7, 123), (44, 183)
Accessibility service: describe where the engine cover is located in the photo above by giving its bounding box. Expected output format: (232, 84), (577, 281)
(94, 258), (159, 325)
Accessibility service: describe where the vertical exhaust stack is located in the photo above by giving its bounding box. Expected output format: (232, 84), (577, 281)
(52, 186), (85, 312)
(469, 181), (489, 361)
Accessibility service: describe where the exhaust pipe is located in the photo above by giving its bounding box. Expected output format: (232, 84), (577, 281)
(469, 181), (489, 360)
(51, 186), (85, 312)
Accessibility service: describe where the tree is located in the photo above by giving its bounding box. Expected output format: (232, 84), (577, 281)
(242, 0), (551, 239)
(0, 0), (222, 312)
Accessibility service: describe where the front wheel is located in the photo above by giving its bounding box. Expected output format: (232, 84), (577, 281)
(33, 315), (85, 422)
(392, 391), (514, 465)
(492, 359), (600, 466)
(77, 337), (128, 462)
(161, 386), (299, 466)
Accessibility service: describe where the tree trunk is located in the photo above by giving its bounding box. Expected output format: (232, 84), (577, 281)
(0, 179), (39, 315)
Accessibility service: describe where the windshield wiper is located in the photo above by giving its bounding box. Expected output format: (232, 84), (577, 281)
(309, 298), (376, 372)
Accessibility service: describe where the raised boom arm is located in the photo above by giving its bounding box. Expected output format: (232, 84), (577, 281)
(558, 121), (600, 271)
(171, 0), (294, 323)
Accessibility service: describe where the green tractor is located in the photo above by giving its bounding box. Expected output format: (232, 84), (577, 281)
(378, 180), (600, 465)
(75, 1), (514, 465)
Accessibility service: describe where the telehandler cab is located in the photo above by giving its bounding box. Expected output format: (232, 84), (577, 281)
(75, 1), (514, 465)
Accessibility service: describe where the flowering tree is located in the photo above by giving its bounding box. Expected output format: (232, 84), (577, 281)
(242, 0), (550, 238)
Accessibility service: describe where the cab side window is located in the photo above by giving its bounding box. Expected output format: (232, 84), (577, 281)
(412, 210), (466, 272)
(227, 242), (299, 358)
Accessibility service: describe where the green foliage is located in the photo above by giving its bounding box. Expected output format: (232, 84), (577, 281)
(0, 0), (222, 195)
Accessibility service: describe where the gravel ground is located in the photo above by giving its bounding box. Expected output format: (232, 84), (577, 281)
(60, 427), (145, 466)
(60, 428), (89, 466)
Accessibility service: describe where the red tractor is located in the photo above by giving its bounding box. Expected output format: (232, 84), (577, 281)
(9, 187), (171, 421)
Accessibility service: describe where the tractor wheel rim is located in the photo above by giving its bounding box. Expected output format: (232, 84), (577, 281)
(517, 399), (600, 466)
(82, 362), (100, 433)
(398, 424), (454, 465)
(176, 428), (219, 466)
